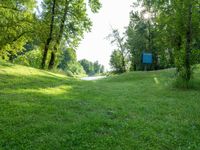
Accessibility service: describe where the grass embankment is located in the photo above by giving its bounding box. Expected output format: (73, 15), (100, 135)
(0, 62), (200, 149)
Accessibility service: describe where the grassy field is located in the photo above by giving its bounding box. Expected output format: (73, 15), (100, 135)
(0, 62), (200, 150)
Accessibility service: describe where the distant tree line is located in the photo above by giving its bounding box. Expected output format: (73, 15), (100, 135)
(109, 0), (200, 86)
(79, 59), (105, 76)
(0, 0), (101, 76)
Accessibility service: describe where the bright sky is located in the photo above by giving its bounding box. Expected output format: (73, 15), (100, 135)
(77, 0), (134, 70)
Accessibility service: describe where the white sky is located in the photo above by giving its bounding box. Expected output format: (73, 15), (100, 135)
(77, 0), (134, 70)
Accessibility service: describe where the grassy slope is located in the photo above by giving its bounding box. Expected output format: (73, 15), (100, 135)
(0, 62), (200, 150)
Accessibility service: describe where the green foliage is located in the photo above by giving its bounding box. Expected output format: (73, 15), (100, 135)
(93, 61), (104, 74)
(13, 46), (86, 76)
(65, 61), (86, 76)
(191, 49), (200, 64)
(57, 47), (85, 76)
(126, 6), (172, 71)
(128, 0), (200, 84)
(13, 54), (30, 66)
(89, 0), (102, 13)
(58, 48), (77, 70)
(0, 0), (36, 60)
(126, 12), (148, 70)
(0, 0), (101, 71)
(175, 48), (200, 87)
(79, 59), (104, 76)
(110, 50), (125, 73)
(107, 29), (129, 73)
(40, 0), (101, 69)
(14, 49), (42, 68)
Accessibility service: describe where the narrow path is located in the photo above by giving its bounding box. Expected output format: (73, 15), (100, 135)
(81, 76), (106, 81)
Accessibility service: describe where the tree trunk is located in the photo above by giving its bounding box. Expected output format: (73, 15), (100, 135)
(131, 53), (137, 71)
(175, 36), (182, 73)
(153, 52), (159, 70)
(41, 0), (56, 69)
(48, 0), (69, 70)
(48, 51), (56, 69)
(121, 54), (126, 72)
(185, 3), (192, 84)
(148, 20), (151, 52)
(41, 38), (50, 69)
(118, 40), (126, 72)
(168, 49), (174, 66)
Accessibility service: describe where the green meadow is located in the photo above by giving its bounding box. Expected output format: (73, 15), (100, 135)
(0, 62), (200, 149)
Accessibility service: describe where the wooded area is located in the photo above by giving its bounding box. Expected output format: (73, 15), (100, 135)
(109, 0), (200, 87)
(0, 0), (200, 86)
(1, 0), (200, 149)
(0, 0), (102, 76)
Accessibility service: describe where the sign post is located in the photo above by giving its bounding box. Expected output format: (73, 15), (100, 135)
(142, 52), (153, 71)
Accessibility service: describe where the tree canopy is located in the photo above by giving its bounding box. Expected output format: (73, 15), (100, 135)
(123, 0), (200, 86)
(0, 0), (101, 76)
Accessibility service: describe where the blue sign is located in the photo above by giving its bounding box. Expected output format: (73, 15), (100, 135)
(142, 53), (152, 64)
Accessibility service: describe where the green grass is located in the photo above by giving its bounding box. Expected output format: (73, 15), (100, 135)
(0, 62), (200, 150)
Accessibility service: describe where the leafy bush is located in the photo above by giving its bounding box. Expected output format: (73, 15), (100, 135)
(64, 70), (74, 77)
(14, 49), (42, 68)
(110, 50), (125, 73)
(79, 59), (104, 76)
(66, 62), (86, 75)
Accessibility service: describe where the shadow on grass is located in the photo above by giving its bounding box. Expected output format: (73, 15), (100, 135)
(172, 77), (200, 91)
(1, 67), (200, 149)
(0, 61), (14, 67)
(0, 73), (77, 90)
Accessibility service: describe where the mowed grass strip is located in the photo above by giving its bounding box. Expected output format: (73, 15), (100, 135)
(0, 62), (200, 150)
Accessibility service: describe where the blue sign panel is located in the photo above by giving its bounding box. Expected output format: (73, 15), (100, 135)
(142, 53), (152, 64)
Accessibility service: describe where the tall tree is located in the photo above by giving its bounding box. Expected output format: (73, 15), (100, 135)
(107, 29), (129, 72)
(41, 0), (101, 70)
(185, 1), (193, 83)
(48, 0), (69, 69)
(110, 50), (125, 73)
(41, 0), (56, 69)
(129, 0), (200, 85)
(126, 11), (149, 71)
